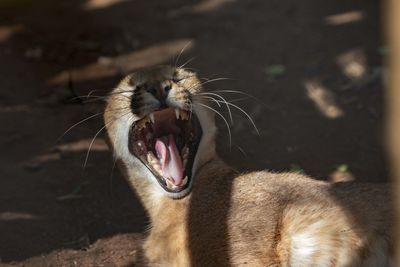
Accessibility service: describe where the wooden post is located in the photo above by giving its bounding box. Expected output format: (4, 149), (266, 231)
(385, 0), (400, 265)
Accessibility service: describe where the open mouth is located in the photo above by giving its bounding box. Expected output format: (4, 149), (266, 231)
(128, 108), (202, 193)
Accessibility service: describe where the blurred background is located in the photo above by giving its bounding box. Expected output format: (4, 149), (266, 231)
(0, 0), (386, 266)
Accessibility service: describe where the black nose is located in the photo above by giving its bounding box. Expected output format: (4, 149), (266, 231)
(147, 84), (171, 108)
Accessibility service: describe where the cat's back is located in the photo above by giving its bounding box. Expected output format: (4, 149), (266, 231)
(225, 171), (391, 267)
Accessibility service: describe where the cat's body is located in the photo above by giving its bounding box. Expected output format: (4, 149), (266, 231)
(104, 66), (392, 266)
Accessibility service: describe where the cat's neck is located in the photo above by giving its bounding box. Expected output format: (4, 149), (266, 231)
(141, 156), (233, 223)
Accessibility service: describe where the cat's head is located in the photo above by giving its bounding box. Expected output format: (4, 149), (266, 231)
(104, 65), (217, 199)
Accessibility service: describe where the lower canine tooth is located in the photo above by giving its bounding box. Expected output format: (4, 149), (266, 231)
(182, 176), (188, 185)
(166, 179), (174, 189)
(182, 146), (189, 159)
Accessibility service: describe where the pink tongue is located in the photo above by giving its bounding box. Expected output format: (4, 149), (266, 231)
(155, 134), (184, 186)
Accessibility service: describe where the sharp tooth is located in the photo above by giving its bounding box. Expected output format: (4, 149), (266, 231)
(147, 152), (162, 175)
(147, 151), (156, 163)
(166, 179), (174, 189)
(137, 120), (144, 129)
(153, 164), (162, 175)
(137, 116), (150, 129)
(149, 113), (155, 124)
(182, 146), (189, 159)
(182, 176), (188, 185)
(175, 108), (180, 120)
(180, 110), (189, 120)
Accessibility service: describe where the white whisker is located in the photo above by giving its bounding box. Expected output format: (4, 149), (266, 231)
(211, 99), (260, 136)
(58, 112), (104, 142)
(195, 95), (222, 107)
(84, 111), (131, 168)
(209, 89), (267, 107)
(195, 102), (232, 147)
(200, 77), (230, 86)
(198, 92), (233, 123)
(179, 57), (196, 69)
(174, 41), (193, 68)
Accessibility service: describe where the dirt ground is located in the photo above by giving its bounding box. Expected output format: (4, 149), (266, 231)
(0, 0), (386, 266)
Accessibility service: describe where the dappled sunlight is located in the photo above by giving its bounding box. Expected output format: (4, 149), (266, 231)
(304, 80), (344, 119)
(0, 212), (41, 221)
(325, 10), (364, 25)
(329, 170), (355, 183)
(0, 104), (29, 113)
(192, 0), (236, 13)
(0, 25), (23, 43)
(83, 0), (131, 10)
(25, 152), (61, 167)
(336, 48), (367, 79)
(167, 0), (236, 17)
(47, 38), (195, 85)
(24, 138), (108, 168)
(55, 138), (108, 153)
(0, 0), (386, 264)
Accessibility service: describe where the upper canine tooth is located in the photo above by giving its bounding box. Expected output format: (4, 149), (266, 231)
(175, 108), (180, 120)
(180, 110), (189, 120)
(149, 113), (155, 124)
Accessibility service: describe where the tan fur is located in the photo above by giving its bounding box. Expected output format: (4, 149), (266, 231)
(104, 66), (392, 267)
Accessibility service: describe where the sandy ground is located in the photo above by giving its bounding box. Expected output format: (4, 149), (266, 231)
(0, 0), (385, 266)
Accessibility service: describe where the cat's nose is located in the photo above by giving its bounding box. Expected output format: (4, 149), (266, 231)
(148, 83), (172, 108)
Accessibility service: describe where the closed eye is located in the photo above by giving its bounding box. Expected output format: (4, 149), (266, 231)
(172, 77), (184, 83)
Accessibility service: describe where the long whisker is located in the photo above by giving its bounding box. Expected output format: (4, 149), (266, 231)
(195, 102), (232, 147)
(174, 41), (193, 68)
(194, 95), (222, 108)
(235, 144), (248, 158)
(69, 96), (107, 104)
(69, 89), (135, 104)
(185, 96), (194, 120)
(209, 99), (260, 136)
(82, 88), (134, 98)
(71, 95), (106, 100)
(83, 124), (108, 169)
(200, 77), (231, 86)
(179, 57), (196, 69)
(109, 154), (118, 195)
(57, 112), (104, 142)
(228, 97), (251, 102)
(198, 92), (233, 123)
(84, 111), (131, 168)
(208, 89), (267, 107)
(183, 78), (231, 94)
